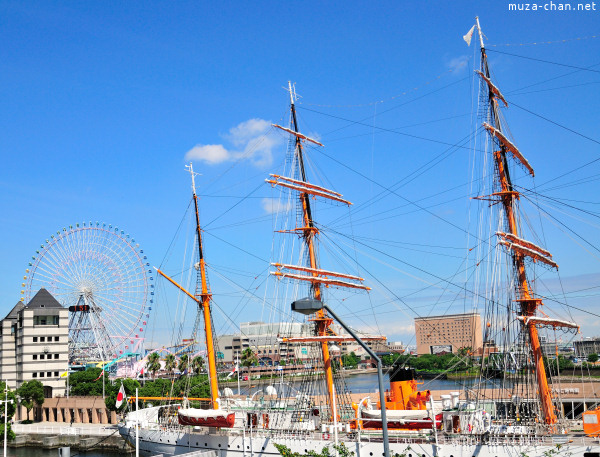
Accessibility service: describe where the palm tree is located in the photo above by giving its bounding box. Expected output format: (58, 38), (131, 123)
(164, 354), (177, 378)
(146, 352), (161, 379)
(241, 348), (258, 391)
(178, 354), (189, 374)
(191, 356), (205, 375)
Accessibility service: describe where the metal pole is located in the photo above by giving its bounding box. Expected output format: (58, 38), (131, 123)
(237, 359), (241, 396)
(135, 388), (139, 457)
(4, 384), (7, 457)
(323, 305), (390, 457)
(332, 383), (339, 448)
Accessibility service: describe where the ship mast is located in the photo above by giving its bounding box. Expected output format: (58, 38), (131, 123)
(267, 82), (369, 420)
(475, 17), (577, 426)
(156, 163), (220, 410)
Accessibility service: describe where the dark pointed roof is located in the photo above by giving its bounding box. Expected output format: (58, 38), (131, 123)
(4, 301), (25, 320)
(26, 288), (64, 309)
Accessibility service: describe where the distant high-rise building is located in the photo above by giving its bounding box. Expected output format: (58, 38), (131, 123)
(414, 312), (482, 355)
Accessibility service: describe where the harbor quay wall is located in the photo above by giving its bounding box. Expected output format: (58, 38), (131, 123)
(10, 423), (131, 453)
(17, 396), (119, 424)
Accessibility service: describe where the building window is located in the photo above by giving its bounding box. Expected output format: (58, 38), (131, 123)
(40, 354), (45, 360)
(54, 354), (59, 359)
(46, 372), (51, 377)
(54, 336), (59, 342)
(33, 355), (38, 360)
(54, 372), (59, 377)
(40, 337), (45, 342)
(40, 373), (44, 378)
(33, 373), (37, 378)
(33, 337), (38, 342)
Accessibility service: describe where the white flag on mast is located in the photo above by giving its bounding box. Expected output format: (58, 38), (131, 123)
(463, 25), (476, 46)
(115, 383), (126, 408)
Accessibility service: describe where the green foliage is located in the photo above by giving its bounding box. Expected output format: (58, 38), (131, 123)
(105, 378), (141, 411)
(241, 348), (258, 368)
(146, 352), (161, 379)
(68, 368), (105, 396)
(588, 353), (599, 363)
(341, 352), (360, 369)
(178, 354), (189, 373)
(0, 423), (16, 442)
(164, 354), (176, 376)
(274, 442), (355, 457)
(17, 380), (45, 420)
(457, 347), (472, 357)
(381, 353), (409, 367)
(0, 382), (17, 442)
(191, 356), (204, 374)
(543, 355), (574, 375)
(408, 353), (471, 372)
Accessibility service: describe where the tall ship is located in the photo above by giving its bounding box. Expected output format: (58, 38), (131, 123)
(120, 18), (600, 457)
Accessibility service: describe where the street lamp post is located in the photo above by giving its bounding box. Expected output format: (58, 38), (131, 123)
(2, 383), (14, 457)
(291, 299), (390, 457)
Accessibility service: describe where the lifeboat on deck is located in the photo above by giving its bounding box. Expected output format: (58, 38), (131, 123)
(357, 367), (441, 430)
(178, 408), (235, 428)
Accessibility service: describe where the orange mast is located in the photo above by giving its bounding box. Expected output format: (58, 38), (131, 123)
(267, 82), (367, 420)
(155, 163), (220, 410)
(476, 17), (561, 425)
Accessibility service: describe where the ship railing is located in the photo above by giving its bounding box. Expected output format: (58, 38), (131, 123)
(12, 423), (117, 436)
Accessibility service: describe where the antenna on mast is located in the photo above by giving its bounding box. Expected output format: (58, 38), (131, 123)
(185, 162), (200, 196)
(285, 81), (301, 107)
(475, 16), (485, 50)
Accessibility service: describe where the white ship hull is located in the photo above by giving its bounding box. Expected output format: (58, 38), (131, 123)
(119, 423), (599, 457)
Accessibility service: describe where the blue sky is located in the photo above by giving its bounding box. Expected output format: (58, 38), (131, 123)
(1, 1), (599, 351)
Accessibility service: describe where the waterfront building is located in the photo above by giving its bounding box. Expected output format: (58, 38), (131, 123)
(414, 312), (482, 355)
(574, 338), (600, 358)
(0, 288), (68, 396)
(215, 334), (249, 363)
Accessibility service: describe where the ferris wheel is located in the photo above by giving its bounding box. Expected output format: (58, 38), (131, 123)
(22, 222), (153, 363)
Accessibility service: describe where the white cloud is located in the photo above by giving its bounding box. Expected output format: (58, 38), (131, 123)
(261, 198), (292, 215)
(185, 118), (282, 168)
(185, 144), (230, 164)
(227, 119), (272, 147)
(448, 55), (469, 74)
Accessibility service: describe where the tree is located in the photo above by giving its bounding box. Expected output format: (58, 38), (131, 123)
(164, 354), (177, 377)
(589, 353), (599, 363)
(241, 348), (258, 390)
(458, 347), (472, 357)
(105, 378), (141, 411)
(68, 368), (105, 396)
(0, 382), (16, 442)
(17, 380), (44, 421)
(341, 352), (360, 369)
(191, 356), (205, 375)
(178, 354), (189, 374)
(146, 352), (161, 379)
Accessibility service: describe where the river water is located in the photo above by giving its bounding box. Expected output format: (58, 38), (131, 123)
(342, 371), (499, 393)
(239, 370), (504, 397)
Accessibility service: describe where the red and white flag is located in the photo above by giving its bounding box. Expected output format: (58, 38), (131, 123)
(93, 370), (104, 382)
(115, 383), (126, 408)
(463, 25), (476, 46)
